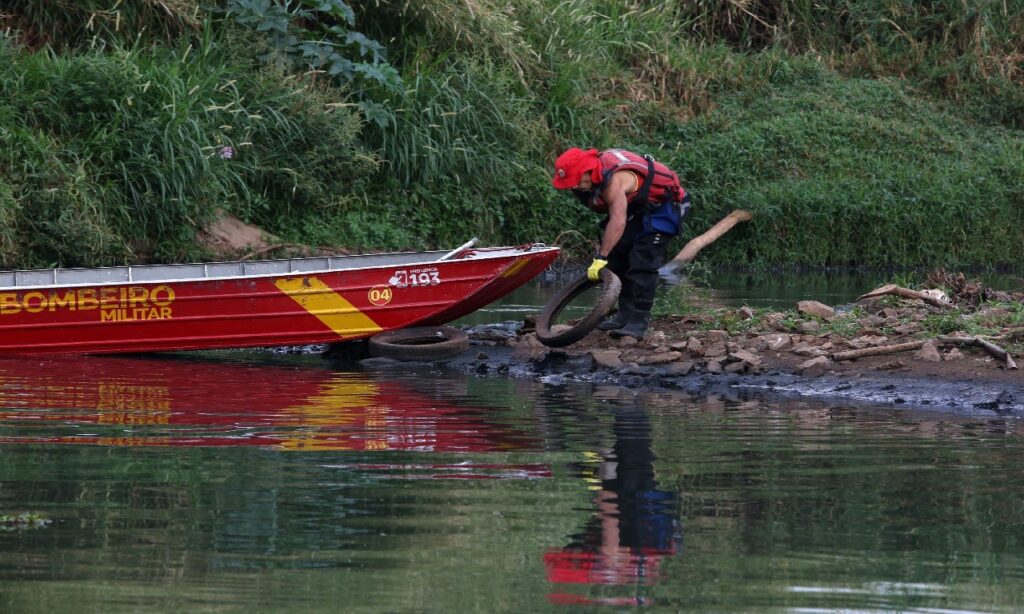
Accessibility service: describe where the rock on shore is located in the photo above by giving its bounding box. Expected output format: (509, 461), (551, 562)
(437, 294), (1024, 415)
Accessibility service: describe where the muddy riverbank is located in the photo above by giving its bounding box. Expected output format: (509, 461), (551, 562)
(428, 327), (1024, 415)
(347, 275), (1024, 415)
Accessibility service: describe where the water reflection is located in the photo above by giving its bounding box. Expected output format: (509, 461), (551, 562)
(0, 356), (1023, 612)
(545, 406), (681, 606)
(0, 355), (537, 453)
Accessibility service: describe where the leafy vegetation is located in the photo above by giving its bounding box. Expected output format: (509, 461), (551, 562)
(673, 76), (1024, 267)
(218, 0), (401, 120)
(0, 512), (52, 530)
(0, 1), (1022, 268)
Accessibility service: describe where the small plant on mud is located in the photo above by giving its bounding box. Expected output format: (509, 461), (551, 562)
(874, 295), (905, 309)
(936, 301), (1024, 342)
(921, 310), (967, 336)
(652, 273), (713, 318)
(775, 315), (800, 332)
(889, 271), (921, 290)
(975, 301), (1024, 328)
(700, 308), (761, 335)
(822, 309), (865, 338)
(676, 261), (713, 287)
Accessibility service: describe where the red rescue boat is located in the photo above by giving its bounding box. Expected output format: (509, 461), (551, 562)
(0, 242), (558, 354)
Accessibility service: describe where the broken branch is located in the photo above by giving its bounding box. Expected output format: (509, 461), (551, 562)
(857, 284), (955, 310)
(832, 340), (925, 361)
(938, 336), (1018, 370)
(832, 335), (1018, 370)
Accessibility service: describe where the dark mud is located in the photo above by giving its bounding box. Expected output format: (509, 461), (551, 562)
(344, 321), (1024, 417)
(453, 344), (1022, 416)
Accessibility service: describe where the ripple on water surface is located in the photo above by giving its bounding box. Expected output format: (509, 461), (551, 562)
(0, 353), (1022, 612)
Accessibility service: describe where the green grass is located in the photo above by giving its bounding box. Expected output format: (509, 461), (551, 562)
(0, 2), (1023, 269)
(1, 0), (200, 49)
(0, 33), (371, 267)
(660, 74), (1024, 268)
(821, 308), (868, 337)
(675, 0), (1024, 127)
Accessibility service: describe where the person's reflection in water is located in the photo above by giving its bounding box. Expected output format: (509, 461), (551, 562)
(544, 406), (682, 606)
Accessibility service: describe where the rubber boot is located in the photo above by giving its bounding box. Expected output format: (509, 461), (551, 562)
(597, 300), (634, 331)
(608, 310), (651, 340)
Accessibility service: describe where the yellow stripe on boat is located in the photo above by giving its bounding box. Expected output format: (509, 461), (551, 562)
(275, 277), (383, 336)
(500, 259), (529, 278)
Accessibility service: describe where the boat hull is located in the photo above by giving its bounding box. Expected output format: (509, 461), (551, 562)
(0, 245), (558, 354)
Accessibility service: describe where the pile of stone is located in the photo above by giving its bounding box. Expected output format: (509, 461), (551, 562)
(499, 292), (1018, 378)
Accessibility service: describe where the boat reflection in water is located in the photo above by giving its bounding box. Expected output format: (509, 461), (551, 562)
(0, 354), (541, 465)
(544, 407), (682, 606)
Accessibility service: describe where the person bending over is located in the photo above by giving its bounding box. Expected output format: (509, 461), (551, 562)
(551, 147), (691, 340)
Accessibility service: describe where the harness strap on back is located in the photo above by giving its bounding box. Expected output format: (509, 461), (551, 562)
(633, 155), (655, 206)
(599, 150), (679, 210)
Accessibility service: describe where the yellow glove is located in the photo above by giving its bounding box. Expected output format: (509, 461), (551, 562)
(587, 257), (608, 282)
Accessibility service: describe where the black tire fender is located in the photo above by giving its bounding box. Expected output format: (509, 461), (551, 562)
(368, 326), (470, 361)
(535, 269), (621, 348)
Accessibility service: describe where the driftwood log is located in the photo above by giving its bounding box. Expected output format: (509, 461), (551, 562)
(832, 336), (1017, 370)
(659, 209), (752, 274)
(832, 340), (925, 362)
(857, 284), (955, 310)
(938, 336), (1018, 370)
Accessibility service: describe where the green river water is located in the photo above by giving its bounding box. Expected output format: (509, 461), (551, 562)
(0, 273), (1022, 612)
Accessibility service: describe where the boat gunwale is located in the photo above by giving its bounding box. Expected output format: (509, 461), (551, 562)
(0, 245), (558, 292)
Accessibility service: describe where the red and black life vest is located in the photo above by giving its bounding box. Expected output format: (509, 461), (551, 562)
(582, 149), (685, 214)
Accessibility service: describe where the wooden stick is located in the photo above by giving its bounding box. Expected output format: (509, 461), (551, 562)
(938, 336), (1018, 370)
(832, 335), (1018, 370)
(832, 340), (925, 361)
(661, 209), (752, 271)
(857, 284), (955, 310)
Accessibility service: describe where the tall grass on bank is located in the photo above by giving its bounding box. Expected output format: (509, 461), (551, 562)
(360, 0), (539, 81)
(1, 0), (201, 49)
(364, 58), (589, 248)
(661, 70), (1024, 268)
(0, 34), (371, 267)
(676, 0), (1024, 128)
(377, 0), (1021, 268)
